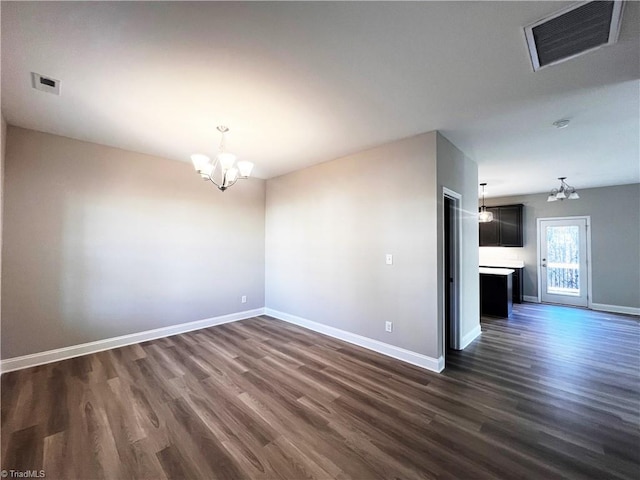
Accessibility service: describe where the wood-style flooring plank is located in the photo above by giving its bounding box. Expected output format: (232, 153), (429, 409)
(1, 303), (639, 479)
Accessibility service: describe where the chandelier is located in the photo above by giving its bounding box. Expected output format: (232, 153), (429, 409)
(547, 177), (579, 202)
(478, 183), (493, 223)
(191, 126), (254, 191)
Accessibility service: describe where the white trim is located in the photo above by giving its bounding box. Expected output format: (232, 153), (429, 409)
(591, 303), (640, 316)
(0, 308), (265, 374)
(520, 298), (638, 315)
(460, 325), (482, 349)
(265, 308), (444, 373)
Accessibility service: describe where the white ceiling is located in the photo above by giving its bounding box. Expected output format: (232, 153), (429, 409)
(2, 1), (639, 198)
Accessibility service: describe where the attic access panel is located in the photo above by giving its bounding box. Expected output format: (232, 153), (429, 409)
(524, 1), (624, 71)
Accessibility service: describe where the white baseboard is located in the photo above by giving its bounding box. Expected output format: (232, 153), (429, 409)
(0, 308), (265, 374)
(520, 297), (638, 316)
(264, 308), (444, 373)
(591, 303), (640, 316)
(460, 324), (482, 349)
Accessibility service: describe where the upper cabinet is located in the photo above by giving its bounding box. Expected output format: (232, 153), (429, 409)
(479, 204), (524, 247)
(479, 208), (500, 246)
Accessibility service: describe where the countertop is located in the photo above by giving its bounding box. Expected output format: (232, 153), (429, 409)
(479, 267), (515, 276)
(479, 260), (524, 269)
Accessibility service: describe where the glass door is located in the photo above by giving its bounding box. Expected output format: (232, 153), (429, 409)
(539, 218), (589, 307)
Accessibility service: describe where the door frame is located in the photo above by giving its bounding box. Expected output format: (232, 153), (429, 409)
(442, 187), (462, 359)
(536, 215), (592, 308)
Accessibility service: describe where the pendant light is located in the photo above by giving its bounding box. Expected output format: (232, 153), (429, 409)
(191, 126), (254, 192)
(478, 183), (494, 223)
(547, 177), (579, 202)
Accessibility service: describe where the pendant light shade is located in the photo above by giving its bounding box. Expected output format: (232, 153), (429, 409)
(478, 183), (493, 223)
(479, 209), (494, 223)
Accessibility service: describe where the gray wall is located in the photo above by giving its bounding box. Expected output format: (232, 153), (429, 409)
(266, 132), (441, 358)
(2, 127), (266, 359)
(436, 133), (480, 350)
(484, 183), (640, 308)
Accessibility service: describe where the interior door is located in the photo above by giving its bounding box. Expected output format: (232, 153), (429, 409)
(443, 188), (461, 355)
(539, 217), (589, 307)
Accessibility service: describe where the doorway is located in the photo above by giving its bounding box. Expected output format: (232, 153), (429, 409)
(443, 188), (461, 358)
(537, 216), (591, 307)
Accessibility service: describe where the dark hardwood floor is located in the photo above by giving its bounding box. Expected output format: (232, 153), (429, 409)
(1, 303), (639, 479)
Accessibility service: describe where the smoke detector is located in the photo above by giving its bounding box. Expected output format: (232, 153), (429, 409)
(553, 119), (571, 129)
(31, 72), (61, 95)
(524, 1), (624, 72)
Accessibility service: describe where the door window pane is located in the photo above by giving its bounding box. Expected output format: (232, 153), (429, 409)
(546, 226), (580, 295)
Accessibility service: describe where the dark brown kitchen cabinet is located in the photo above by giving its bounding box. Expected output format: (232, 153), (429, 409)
(479, 204), (524, 247)
(479, 207), (500, 246)
(511, 267), (523, 303)
(480, 271), (513, 317)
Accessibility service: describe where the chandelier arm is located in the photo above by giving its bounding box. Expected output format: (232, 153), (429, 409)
(225, 177), (240, 189)
(207, 175), (223, 190)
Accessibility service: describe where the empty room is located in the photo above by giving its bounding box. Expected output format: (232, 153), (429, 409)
(1, 2), (639, 479)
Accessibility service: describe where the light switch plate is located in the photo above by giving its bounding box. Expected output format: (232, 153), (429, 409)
(385, 254), (393, 265)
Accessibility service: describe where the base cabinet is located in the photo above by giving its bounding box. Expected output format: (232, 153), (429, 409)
(480, 272), (513, 318)
(480, 266), (523, 304)
(512, 268), (523, 304)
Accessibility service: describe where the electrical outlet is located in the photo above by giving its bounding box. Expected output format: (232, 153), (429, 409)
(241, 295), (247, 304)
(385, 254), (393, 265)
(385, 321), (393, 332)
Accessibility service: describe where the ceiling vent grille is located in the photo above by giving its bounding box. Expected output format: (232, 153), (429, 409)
(31, 72), (61, 95)
(524, 1), (624, 71)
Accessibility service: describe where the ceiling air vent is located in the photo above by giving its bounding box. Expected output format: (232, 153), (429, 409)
(31, 72), (61, 95)
(524, 1), (624, 71)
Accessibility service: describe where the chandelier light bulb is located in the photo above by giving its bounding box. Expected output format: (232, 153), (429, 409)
(237, 161), (254, 178)
(217, 152), (237, 171)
